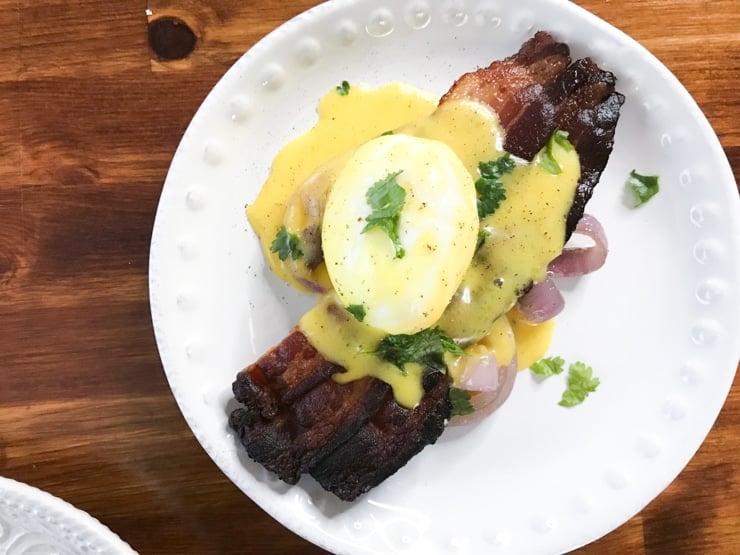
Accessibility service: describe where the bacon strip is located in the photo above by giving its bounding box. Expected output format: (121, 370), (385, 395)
(229, 330), (390, 484)
(229, 31), (623, 501)
(230, 329), (450, 492)
(309, 372), (450, 500)
(441, 31), (572, 126)
(443, 31), (624, 237)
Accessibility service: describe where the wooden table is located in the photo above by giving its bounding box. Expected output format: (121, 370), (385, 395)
(1, 0), (737, 553)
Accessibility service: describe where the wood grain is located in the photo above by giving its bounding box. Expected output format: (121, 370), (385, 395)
(0, 0), (737, 554)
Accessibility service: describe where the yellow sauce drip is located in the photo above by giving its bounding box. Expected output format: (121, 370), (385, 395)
(449, 314), (516, 383)
(508, 307), (556, 370)
(470, 314), (516, 368)
(448, 311), (554, 382)
(299, 293), (424, 408)
(248, 84), (579, 408)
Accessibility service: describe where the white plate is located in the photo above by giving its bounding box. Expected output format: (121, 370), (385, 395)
(149, 1), (740, 553)
(0, 476), (137, 554)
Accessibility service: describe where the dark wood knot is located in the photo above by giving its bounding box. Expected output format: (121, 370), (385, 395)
(148, 17), (197, 61)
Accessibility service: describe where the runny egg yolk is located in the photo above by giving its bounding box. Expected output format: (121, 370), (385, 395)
(322, 134), (479, 334)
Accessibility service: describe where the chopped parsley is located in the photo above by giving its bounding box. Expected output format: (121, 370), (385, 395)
(530, 356), (565, 377)
(270, 225), (303, 261)
(381, 130), (394, 136)
(362, 171), (407, 259)
(537, 130), (574, 175)
(626, 170), (660, 206)
(475, 229), (489, 253)
(475, 154), (515, 219)
(336, 80), (351, 96)
(346, 304), (366, 322)
(559, 362), (600, 407)
(530, 356), (599, 407)
(552, 129), (574, 151)
(374, 327), (464, 376)
(450, 387), (475, 417)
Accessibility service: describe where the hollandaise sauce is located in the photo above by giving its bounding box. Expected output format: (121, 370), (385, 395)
(299, 292), (425, 408)
(508, 306), (557, 370)
(436, 137), (579, 343)
(248, 83), (578, 408)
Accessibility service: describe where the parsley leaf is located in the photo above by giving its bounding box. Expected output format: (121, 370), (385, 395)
(270, 225), (303, 261)
(552, 129), (574, 151)
(449, 387), (475, 417)
(530, 356), (566, 377)
(375, 327), (464, 376)
(476, 154), (515, 219)
(626, 170), (660, 206)
(475, 229), (489, 253)
(362, 171), (407, 259)
(537, 130), (573, 175)
(346, 304), (366, 322)
(559, 362), (600, 407)
(381, 130), (394, 136)
(336, 80), (351, 96)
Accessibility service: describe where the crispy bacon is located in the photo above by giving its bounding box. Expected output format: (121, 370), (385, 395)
(443, 30), (624, 236)
(230, 31), (623, 501)
(230, 330), (450, 493)
(309, 372), (450, 500)
(229, 330), (390, 484)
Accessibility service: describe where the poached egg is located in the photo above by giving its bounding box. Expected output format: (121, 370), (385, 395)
(321, 134), (479, 335)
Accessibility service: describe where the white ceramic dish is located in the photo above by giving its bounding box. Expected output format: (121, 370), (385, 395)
(149, 0), (740, 553)
(0, 476), (137, 554)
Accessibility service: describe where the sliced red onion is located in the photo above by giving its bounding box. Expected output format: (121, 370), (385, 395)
(449, 352), (518, 426)
(548, 213), (608, 278)
(459, 354), (503, 391)
(516, 277), (564, 324)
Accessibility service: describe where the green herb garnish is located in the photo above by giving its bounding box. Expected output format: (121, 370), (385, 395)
(559, 362), (600, 407)
(530, 356), (566, 377)
(374, 327), (464, 376)
(346, 304), (366, 322)
(362, 171), (407, 259)
(381, 130), (394, 136)
(475, 154), (515, 219)
(552, 129), (574, 151)
(626, 170), (660, 206)
(538, 130), (574, 175)
(270, 225), (303, 261)
(336, 80), (351, 96)
(450, 387), (475, 417)
(475, 229), (489, 253)
(530, 356), (599, 406)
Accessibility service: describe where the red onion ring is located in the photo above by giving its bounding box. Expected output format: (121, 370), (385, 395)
(516, 277), (564, 324)
(548, 213), (608, 278)
(449, 353), (518, 426)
